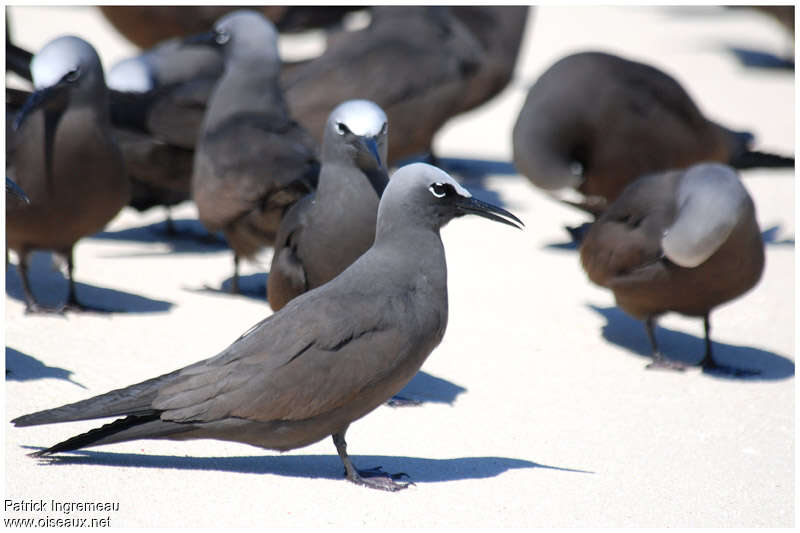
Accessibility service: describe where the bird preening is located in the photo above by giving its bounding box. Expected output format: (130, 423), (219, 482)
(11, 163), (523, 491)
(579, 163), (764, 376)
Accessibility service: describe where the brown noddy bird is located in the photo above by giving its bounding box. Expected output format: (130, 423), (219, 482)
(105, 39), (224, 231)
(6, 36), (130, 313)
(190, 10), (320, 293)
(268, 99), (388, 311)
(282, 6), (484, 165)
(512, 51), (794, 212)
(448, 6), (531, 115)
(579, 163), (764, 376)
(11, 162), (523, 491)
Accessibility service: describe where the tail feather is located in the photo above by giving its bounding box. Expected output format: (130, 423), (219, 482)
(730, 150), (795, 169)
(30, 414), (162, 457)
(12, 369), (182, 427)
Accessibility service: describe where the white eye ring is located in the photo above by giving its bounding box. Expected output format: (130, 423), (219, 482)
(429, 183), (447, 198)
(215, 30), (230, 45)
(64, 67), (80, 83)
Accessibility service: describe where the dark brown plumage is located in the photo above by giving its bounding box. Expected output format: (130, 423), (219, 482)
(267, 100), (388, 311)
(513, 51), (794, 211)
(283, 6), (484, 164)
(97, 6), (361, 48)
(449, 6), (531, 114)
(579, 163), (764, 375)
(6, 36), (130, 313)
(190, 11), (319, 292)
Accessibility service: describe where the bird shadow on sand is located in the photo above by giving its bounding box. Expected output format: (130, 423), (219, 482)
(5, 347), (86, 388)
(89, 218), (229, 255)
(726, 46), (794, 70)
(588, 304), (795, 381)
(184, 273), (269, 301)
(392, 370), (467, 406)
(24, 448), (591, 482)
(5, 252), (173, 314)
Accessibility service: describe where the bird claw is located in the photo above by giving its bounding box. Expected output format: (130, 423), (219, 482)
(645, 358), (687, 372)
(348, 466), (413, 491)
(24, 302), (67, 316)
(385, 395), (422, 407)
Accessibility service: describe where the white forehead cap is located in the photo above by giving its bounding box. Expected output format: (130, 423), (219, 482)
(31, 36), (93, 90)
(331, 99), (387, 137)
(392, 162), (472, 198)
(107, 57), (153, 92)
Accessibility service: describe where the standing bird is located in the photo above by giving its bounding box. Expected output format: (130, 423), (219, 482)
(268, 99), (388, 311)
(106, 39), (224, 233)
(579, 163), (764, 375)
(6, 36), (130, 313)
(190, 10), (319, 293)
(513, 51), (794, 212)
(283, 6), (484, 165)
(12, 163), (523, 492)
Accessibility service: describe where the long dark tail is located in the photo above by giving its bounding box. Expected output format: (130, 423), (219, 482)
(30, 414), (160, 457)
(730, 150), (795, 169)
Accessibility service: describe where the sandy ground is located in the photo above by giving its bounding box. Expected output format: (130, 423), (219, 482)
(4, 5), (795, 528)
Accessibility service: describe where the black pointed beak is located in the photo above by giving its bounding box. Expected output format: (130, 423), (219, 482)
(13, 84), (69, 131)
(362, 137), (383, 170)
(182, 29), (224, 48)
(357, 137), (389, 197)
(454, 196), (524, 230)
(6, 177), (30, 204)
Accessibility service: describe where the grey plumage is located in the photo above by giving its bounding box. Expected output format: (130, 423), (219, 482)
(512, 51), (794, 212)
(107, 39), (223, 226)
(579, 163), (764, 375)
(190, 10), (319, 292)
(12, 162), (522, 491)
(268, 99), (388, 311)
(6, 36), (130, 313)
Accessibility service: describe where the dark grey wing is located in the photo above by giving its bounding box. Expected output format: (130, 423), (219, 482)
(11, 368), (184, 427)
(153, 282), (422, 424)
(194, 114), (319, 230)
(267, 193), (314, 310)
(145, 77), (216, 149)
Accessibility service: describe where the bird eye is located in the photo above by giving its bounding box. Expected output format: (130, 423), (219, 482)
(215, 30), (230, 45)
(336, 122), (351, 135)
(379, 122), (388, 136)
(63, 67), (80, 83)
(428, 183), (450, 198)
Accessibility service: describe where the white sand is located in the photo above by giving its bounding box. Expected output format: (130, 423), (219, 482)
(4, 6), (794, 527)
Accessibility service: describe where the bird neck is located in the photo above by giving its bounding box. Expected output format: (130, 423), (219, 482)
(204, 65), (287, 131)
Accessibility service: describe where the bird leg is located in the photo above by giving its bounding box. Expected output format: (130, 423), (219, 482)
(58, 248), (110, 313)
(230, 253), (240, 294)
(17, 250), (57, 314)
(332, 430), (412, 492)
(643, 316), (686, 371)
(698, 315), (760, 377)
(163, 208), (176, 236)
